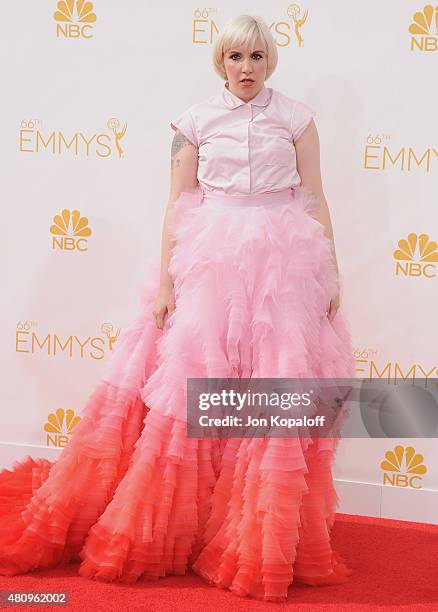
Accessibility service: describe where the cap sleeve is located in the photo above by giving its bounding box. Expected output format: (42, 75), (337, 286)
(170, 108), (198, 147)
(291, 100), (316, 143)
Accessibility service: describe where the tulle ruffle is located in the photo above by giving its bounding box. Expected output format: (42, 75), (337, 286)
(0, 185), (355, 601)
(192, 437), (352, 602)
(0, 270), (162, 575)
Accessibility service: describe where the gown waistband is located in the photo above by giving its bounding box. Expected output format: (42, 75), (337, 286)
(202, 187), (294, 208)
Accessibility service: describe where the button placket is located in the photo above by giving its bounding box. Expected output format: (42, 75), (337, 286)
(247, 106), (252, 193)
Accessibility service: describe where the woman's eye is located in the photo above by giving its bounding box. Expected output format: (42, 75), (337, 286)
(230, 53), (263, 61)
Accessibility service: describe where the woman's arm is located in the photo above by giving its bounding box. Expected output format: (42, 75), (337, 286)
(294, 120), (342, 321)
(294, 121), (339, 277)
(154, 130), (198, 330)
(159, 130), (199, 289)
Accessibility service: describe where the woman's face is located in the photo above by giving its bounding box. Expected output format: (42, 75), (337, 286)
(223, 38), (268, 100)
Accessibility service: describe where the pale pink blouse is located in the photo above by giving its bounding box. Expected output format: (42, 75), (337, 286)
(170, 82), (316, 195)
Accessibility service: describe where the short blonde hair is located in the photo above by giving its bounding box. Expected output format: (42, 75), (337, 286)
(212, 14), (278, 81)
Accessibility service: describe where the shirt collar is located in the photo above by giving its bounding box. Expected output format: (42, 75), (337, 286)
(221, 81), (272, 109)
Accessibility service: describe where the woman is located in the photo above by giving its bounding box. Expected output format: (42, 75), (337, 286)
(0, 14), (354, 602)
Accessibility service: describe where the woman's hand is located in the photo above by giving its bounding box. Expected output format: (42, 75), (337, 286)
(327, 291), (340, 322)
(153, 284), (175, 330)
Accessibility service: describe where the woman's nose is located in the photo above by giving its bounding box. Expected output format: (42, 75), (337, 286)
(242, 58), (252, 73)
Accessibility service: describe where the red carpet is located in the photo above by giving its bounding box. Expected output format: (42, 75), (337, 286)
(1, 513), (437, 611)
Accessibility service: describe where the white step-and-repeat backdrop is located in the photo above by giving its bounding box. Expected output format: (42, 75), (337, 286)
(1, 2), (437, 524)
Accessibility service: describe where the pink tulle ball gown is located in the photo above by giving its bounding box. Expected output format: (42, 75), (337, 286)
(0, 84), (355, 602)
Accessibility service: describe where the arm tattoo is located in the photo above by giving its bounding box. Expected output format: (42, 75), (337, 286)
(171, 130), (195, 171)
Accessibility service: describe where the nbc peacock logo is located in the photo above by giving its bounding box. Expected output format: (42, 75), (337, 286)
(409, 4), (438, 51)
(54, 0), (97, 39)
(50, 209), (92, 251)
(44, 408), (81, 447)
(393, 232), (438, 278)
(381, 445), (427, 489)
